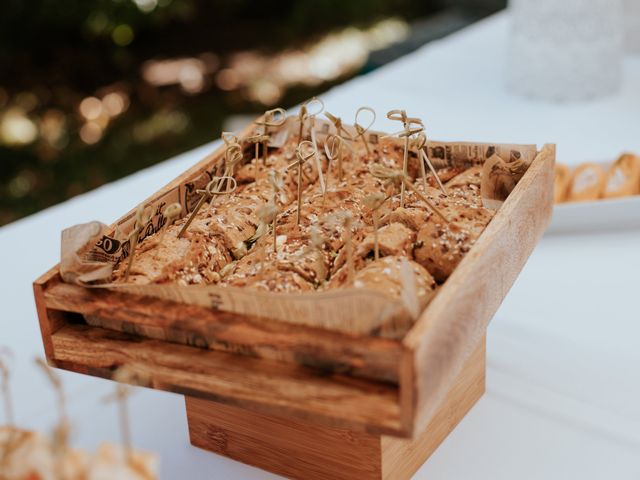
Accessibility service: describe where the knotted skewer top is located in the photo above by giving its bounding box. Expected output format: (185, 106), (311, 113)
(369, 164), (449, 224)
(290, 140), (317, 226)
(354, 106), (376, 154)
(324, 111), (354, 141)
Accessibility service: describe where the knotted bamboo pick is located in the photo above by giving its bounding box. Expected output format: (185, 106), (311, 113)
(156, 202), (182, 245)
(267, 170), (285, 253)
(354, 106), (376, 155)
(303, 98), (327, 195)
(414, 132), (447, 194)
(0, 348), (14, 469)
(0, 349), (13, 430)
(386, 110), (424, 208)
(178, 175), (237, 238)
(289, 140), (317, 226)
(363, 192), (389, 261)
(323, 211), (358, 285)
(412, 133), (430, 193)
(295, 226), (327, 283)
(104, 365), (151, 466)
(369, 164), (449, 224)
(324, 111), (354, 181)
(323, 133), (342, 191)
(256, 202), (278, 256)
(297, 103), (308, 143)
(254, 108), (287, 164)
(124, 204), (151, 282)
(342, 212), (355, 286)
(246, 132), (269, 163)
(35, 357), (70, 471)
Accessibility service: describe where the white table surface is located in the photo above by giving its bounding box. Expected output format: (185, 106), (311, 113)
(2, 11), (639, 479)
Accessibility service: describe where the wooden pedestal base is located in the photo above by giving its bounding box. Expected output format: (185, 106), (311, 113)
(185, 338), (485, 480)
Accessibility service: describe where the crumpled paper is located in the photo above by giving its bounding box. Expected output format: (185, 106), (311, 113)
(60, 221), (113, 285)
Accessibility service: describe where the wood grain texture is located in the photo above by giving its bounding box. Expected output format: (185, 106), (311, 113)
(33, 266), (64, 358)
(44, 281), (403, 383)
(50, 323), (403, 436)
(381, 336), (485, 479)
(405, 144), (555, 433)
(185, 336), (485, 480)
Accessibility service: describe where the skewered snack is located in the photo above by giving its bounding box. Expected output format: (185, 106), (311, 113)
(566, 162), (606, 202)
(0, 429), (157, 480)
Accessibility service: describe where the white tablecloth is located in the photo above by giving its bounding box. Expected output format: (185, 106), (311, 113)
(1, 11), (639, 479)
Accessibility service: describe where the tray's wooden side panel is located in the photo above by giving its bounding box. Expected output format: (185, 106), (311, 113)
(50, 323), (404, 435)
(406, 144), (555, 432)
(33, 267), (65, 359)
(42, 282), (403, 383)
(185, 336), (486, 480)
(381, 336), (485, 479)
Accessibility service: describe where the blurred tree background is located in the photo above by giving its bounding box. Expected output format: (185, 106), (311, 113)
(0, 0), (503, 226)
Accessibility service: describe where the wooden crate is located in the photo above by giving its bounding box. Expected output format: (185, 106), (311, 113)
(33, 120), (554, 479)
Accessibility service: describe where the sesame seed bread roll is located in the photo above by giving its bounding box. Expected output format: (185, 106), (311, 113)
(413, 221), (479, 283)
(566, 162), (606, 202)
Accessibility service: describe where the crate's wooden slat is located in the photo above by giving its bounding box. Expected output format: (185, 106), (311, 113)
(405, 144), (555, 433)
(184, 336), (485, 480)
(44, 282), (402, 383)
(50, 324), (405, 435)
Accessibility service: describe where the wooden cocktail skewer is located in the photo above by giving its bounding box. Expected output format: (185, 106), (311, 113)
(354, 106), (376, 155)
(289, 141), (317, 226)
(178, 175), (237, 238)
(414, 132), (447, 194)
(103, 365), (151, 466)
(254, 108), (287, 164)
(256, 202), (278, 255)
(267, 170), (284, 253)
(323, 134), (342, 191)
(246, 132), (269, 163)
(297, 104), (308, 142)
(324, 111), (354, 181)
(386, 110), (424, 208)
(35, 357), (70, 473)
(363, 192), (389, 261)
(322, 212), (355, 285)
(369, 164), (450, 224)
(303, 98), (327, 195)
(124, 205), (151, 282)
(156, 202), (182, 245)
(0, 349), (13, 430)
(0, 348), (14, 469)
(412, 133), (430, 193)
(178, 133), (242, 238)
(342, 212), (355, 286)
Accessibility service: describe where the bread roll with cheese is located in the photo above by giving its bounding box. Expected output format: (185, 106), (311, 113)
(566, 163), (605, 202)
(603, 153), (640, 199)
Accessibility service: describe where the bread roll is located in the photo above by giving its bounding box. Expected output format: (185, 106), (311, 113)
(553, 163), (571, 203)
(603, 153), (640, 199)
(566, 163), (605, 202)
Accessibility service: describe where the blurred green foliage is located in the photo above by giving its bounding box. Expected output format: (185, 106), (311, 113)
(0, 0), (448, 226)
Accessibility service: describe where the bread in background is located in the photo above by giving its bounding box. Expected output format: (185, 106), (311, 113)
(554, 163), (571, 203)
(603, 153), (640, 199)
(566, 163), (606, 202)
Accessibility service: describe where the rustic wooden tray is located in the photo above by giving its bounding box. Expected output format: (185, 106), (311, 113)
(33, 118), (554, 479)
